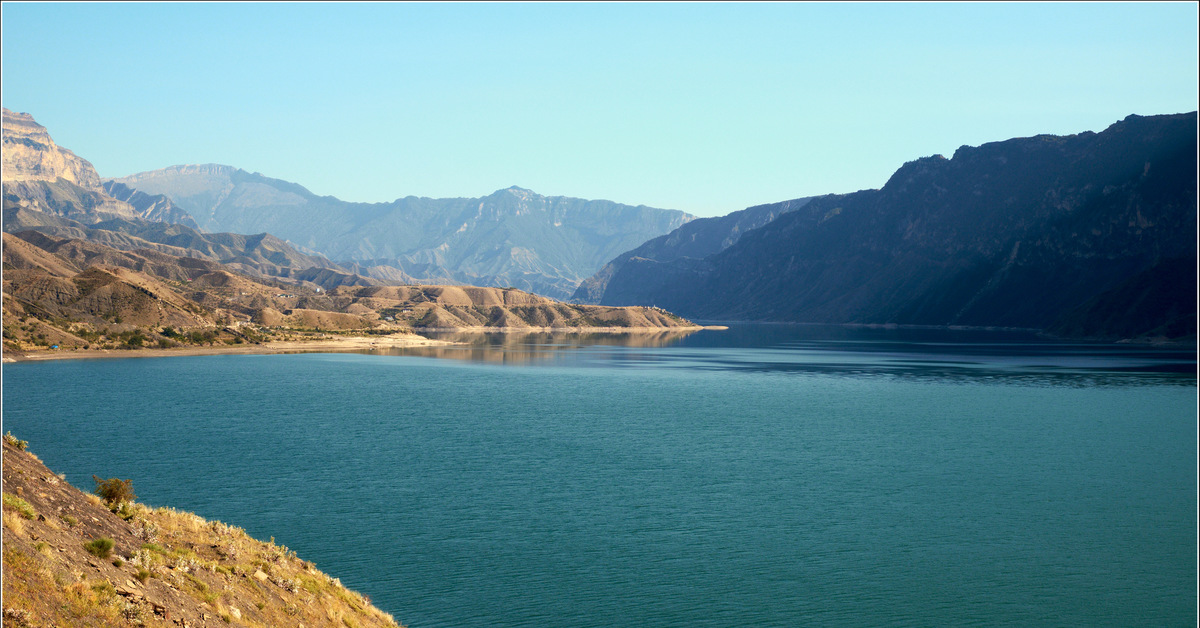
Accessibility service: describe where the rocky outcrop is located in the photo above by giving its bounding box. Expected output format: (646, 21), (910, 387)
(101, 181), (199, 229)
(2, 108), (101, 188)
(2, 109), (197, 227)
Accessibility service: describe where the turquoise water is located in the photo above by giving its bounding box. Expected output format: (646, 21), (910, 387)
(3, 325), (1196, 627)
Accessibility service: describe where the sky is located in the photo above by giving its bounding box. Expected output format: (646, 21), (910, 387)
(2, 3), (1197, 217)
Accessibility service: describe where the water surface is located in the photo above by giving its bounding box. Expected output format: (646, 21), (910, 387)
(3, 325), (1195, 627)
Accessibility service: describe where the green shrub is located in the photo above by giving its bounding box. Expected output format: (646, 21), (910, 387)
(93, 476), (136, 506)
(135, 568), (151, 583)
(3, 493), (36, 519)
(115, 502), (137, 520)
(3, 432), (28, 450)
(84, 538), (115, 558)
(62, 514), (78, 527)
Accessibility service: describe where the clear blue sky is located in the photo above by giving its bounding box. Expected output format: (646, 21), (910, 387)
(2, 2), (1196, 217)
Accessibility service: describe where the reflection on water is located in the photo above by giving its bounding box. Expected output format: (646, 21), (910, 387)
(357, 329), (701, 365)
(362, 324), (1196, 386)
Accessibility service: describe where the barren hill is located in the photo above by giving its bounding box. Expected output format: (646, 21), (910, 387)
(3, 231), (699, 358)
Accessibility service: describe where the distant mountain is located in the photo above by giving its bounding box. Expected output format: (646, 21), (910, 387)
(2, 109), (380, 290)
(590, 113), (1198, 340)
(2, 108), (198, 228)
(112, 166), (693, 300)
(572, 196), (813, 303)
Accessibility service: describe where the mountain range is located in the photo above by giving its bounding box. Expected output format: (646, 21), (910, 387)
(112, 166), (693, 300)
(6, 106), (1194, 341)
(580, 112), (1197, 340)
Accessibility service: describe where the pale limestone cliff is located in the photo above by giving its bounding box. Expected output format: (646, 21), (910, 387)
(2, 109), (195, 226)
(2, 108), (102, 189)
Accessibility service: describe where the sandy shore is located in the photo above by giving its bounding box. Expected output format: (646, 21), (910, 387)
(3, 333), (453, 363)
(3, 326), (728, 362)
(415, 325), (728, 333)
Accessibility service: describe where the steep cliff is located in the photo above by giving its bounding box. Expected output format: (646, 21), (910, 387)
(2, 108), (197, 227)
(592, 112), (1198, 340)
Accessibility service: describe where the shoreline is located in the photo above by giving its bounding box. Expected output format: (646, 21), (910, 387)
(2, 333), (450, 363)
(414, 325), (727, 333)
(2, 326), (728, 362)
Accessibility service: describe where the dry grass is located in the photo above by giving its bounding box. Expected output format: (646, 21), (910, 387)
(3, 440), (404, 628)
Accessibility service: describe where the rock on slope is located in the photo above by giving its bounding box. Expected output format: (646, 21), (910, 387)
(1, 436), (402, 627)
(113, 165), (694, 300)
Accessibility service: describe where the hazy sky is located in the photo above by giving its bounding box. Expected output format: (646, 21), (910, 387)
(2, 3), (1196, 217)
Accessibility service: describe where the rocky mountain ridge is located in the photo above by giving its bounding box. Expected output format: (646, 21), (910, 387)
(588, 112), (1197, 340)
(572, 196), (814, 303)
(111, 166), (694, 300)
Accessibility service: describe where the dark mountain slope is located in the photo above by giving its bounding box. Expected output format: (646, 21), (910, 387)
(599, 113), (1197, 339)
(573, 196), (812, 303)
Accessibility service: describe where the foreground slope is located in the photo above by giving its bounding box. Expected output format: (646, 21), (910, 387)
(594, 112), (1198, 340)
(2, 436), (401, 627)
(113, 166), (693, 299)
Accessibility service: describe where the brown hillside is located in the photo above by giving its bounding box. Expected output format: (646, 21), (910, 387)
(2, 436), (403, 628)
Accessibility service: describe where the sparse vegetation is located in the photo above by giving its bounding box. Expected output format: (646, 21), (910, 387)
(3, 493), (36, 519)
(4, 432), (28, 450)
(84, 537), (115, 558)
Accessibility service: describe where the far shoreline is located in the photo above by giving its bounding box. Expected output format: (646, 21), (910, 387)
(2, 326), (728, 363)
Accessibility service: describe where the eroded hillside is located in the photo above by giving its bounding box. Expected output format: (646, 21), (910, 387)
(3, 231), (698, 358)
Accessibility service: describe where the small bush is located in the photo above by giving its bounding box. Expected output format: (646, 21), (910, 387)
(3, 432), (28, 450)
(85, 538), (115, 558)
(135, 569), (151, 583)
(113, 557), (125, 567)
(62, 514), (79, 527)
(93, 476), (136, 506)
(115, 502), (137, 520)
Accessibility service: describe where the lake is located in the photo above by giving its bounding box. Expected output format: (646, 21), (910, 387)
(3, 324), (1196, 627)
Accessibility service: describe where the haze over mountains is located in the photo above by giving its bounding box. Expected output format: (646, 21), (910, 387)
(4, 105), (1195, 341)
(580, 112), (1197, 340)
(112, 166), (693, 300)
(2, 108), (365, 288)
